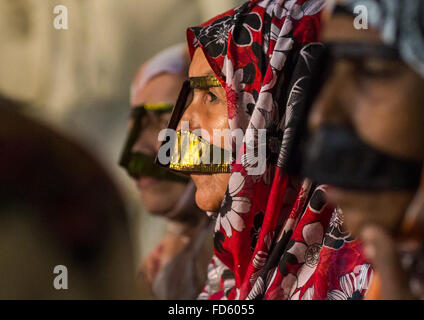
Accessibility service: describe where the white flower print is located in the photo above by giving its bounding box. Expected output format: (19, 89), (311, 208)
(290, 290), (301, 300)
(198, 290), (209, 300)
(275, 0), (324, 20)
(250, 92), (274, 130)
(324, 207), (354, 250)
(300, 43), (324, 72)
(259, 0), (324, 21)
(249, 163), (274, 185)
(261, 70), (278, 92)
(249, 231), (275, 285)
(253, 250), (269, 269)
(236, 90), (256, 128)
(193, 15), (233, 58)
(285, 76), (307, 127)
(270, 23), (280, 43)
(223, 56), (254, 129)
(301, 286), (315, 300)
(266, 267), (278, 291)
(274, 0), (298, 20)
(241, 123), (268, 175)
(246, 277), (265, 300)
(291, 0), (325, 20)
(215, 172), (251, 238)
(280, 273), (298, 299)
(277, 75), (307, 166)
(239, 91), (256, 108)
(223, 56), (245, 92)
(257, 0), (273, 11)
(327, 264), (372, 300)
(199, 255), (231, 299)
(270, 34), (294, 71)
(291, 222), (324, 288)
(234, 288), (241, 300)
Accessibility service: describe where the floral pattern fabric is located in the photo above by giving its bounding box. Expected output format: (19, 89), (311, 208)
(187, 0), (372, 300)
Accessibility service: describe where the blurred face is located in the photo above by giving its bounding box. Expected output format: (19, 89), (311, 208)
(178, 48), (230, 212)
(309, 15), (424, 160)
(130, 72), (187, 215)
(308, 14), (424, 234)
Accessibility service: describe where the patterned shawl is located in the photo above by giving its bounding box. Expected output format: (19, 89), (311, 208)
(188, 0), (371, 300)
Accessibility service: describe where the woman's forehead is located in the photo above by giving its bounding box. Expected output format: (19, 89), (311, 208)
(322, 14), (382, 44)
(189, 48), (215, 78)
(131, 73), (184, 107)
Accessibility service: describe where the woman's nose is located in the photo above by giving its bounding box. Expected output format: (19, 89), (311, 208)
(133, 123), (159, 154)
(177, 100), (201, 132)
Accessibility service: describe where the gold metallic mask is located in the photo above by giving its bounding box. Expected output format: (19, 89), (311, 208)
(169, 130), (231, 174)
(156, 75), (230, 174)
(189, 76), (222, 89)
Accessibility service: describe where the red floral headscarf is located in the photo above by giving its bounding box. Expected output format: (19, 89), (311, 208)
(187, 0), (371, 300)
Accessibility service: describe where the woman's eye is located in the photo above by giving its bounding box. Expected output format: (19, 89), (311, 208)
(357, 59), (397, 79)
(207, 91), (218, 103)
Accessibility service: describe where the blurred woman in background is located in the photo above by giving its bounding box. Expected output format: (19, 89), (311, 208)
(304, 0), (424, 299)
(119, 44), (213, 299)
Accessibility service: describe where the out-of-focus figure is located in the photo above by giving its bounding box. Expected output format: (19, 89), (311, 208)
(303, 0), (424, 299)
(0, 95), (137, 299)
(119, 44), (213, 299)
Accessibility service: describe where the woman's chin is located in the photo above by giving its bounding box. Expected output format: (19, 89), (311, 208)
(191, 173), (229, 213)
(195, 188), (222, 213)
(141, 194), (174, 215)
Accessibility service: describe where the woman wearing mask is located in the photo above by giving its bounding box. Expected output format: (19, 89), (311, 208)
(119, 44), (213, 299)
(159, 0), (370, 300)
(303, 0), (424, 299)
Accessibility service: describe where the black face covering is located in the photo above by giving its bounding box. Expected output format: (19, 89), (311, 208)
(303, 125), (422, 191)
(119, 104), (189, 183)
(287, 42), (423, 191)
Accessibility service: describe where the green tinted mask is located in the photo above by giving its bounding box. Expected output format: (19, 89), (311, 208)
(156, 76), (232, 174)
(119, 103), (189, 183)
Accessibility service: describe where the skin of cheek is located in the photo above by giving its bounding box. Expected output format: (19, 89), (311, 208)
(201, 107), (229, 147)
(353, 73), (424, 160)
(132, 118), (187, 215)
(191, 173), (230, 212)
